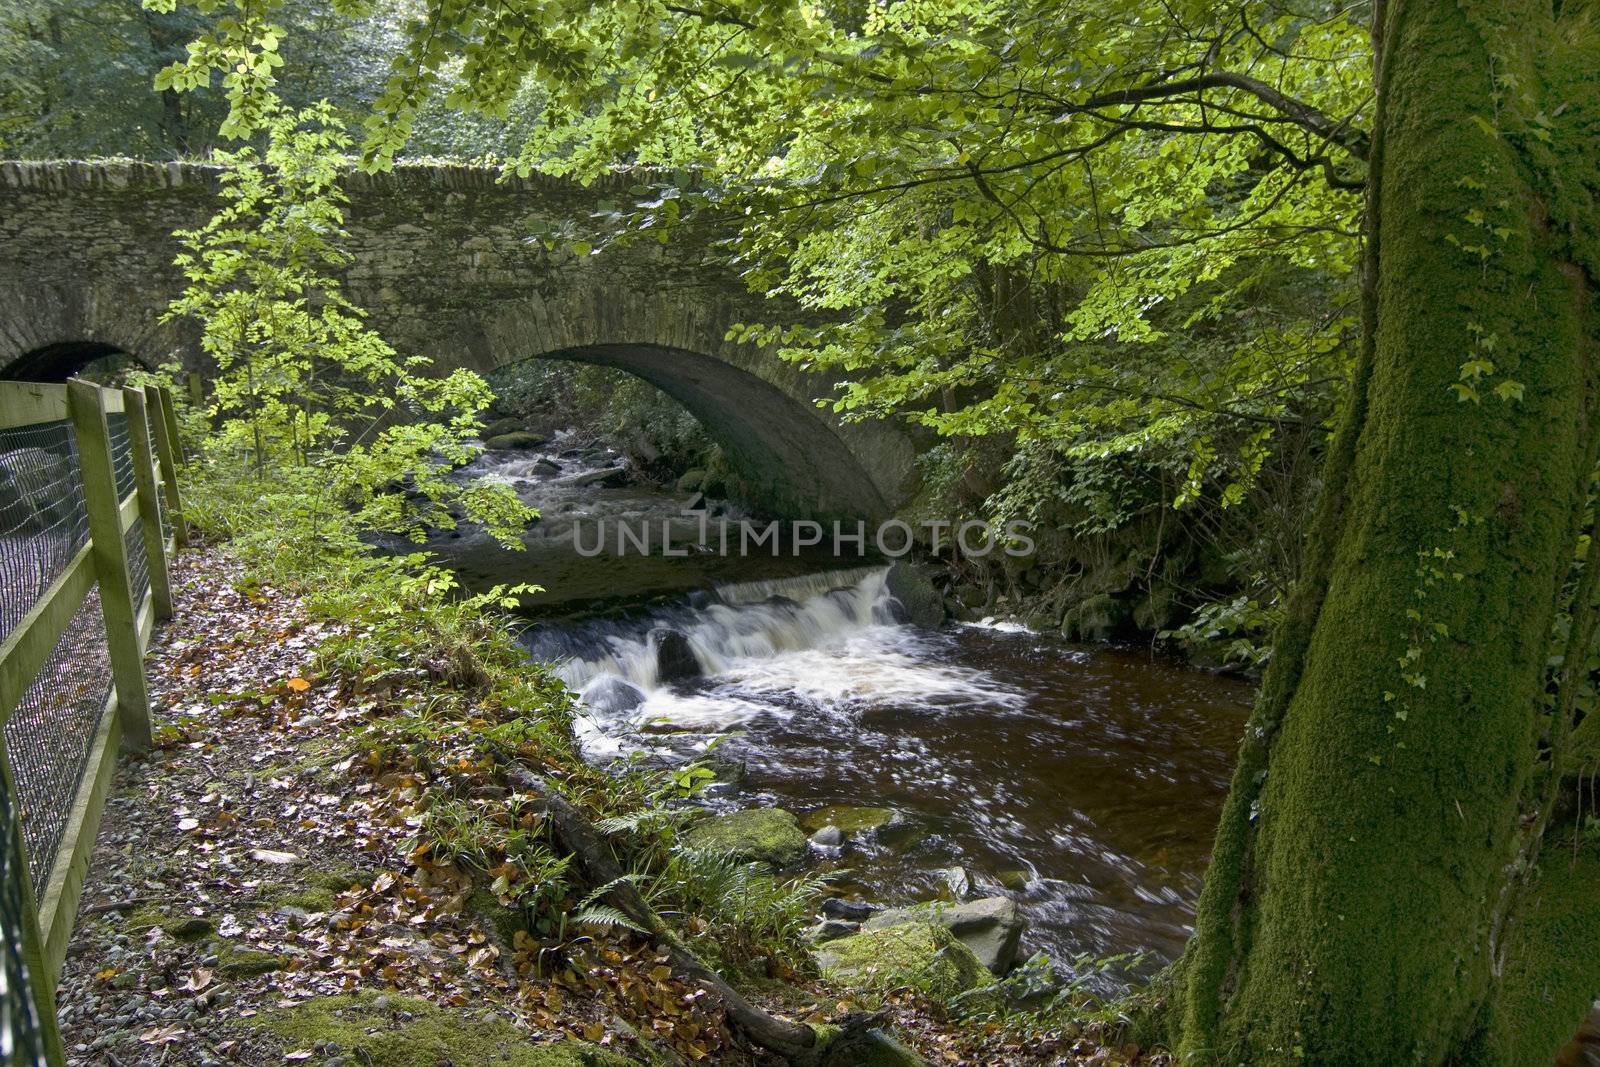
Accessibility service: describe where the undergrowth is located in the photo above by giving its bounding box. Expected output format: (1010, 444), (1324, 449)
(175, 440), (827, 988)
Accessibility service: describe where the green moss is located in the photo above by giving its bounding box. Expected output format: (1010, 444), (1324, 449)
(1564, 715), (1600, 774)
(1459, 849), (1600, 1065)
(995, 870), (1029, 891)
(121, 906), (212, 941)
(1174, 1), (1600, 1057)
(217, 947), (283, 978)
(265, 863), (366, 913)
(271, 885), (338, 912)
(799, 806), (897, 835)
(814, 1025), (932, 1067)
(680, 808), (807, 868)
(469, 887), (527, 944)
(815, 922), (993, 1003)
(120, 904), (166, 932)
(305, 865), (366, 894)
(1061, 592), (1126, 642)
(248, 991), (634, 1066)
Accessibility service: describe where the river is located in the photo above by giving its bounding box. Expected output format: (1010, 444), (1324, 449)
(425, 440), (1254, 986)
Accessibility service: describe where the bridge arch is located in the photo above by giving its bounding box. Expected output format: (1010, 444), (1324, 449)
(1, 342), (149, 383)
(507, 343), (892, 520)
(0, 160), (917, 518)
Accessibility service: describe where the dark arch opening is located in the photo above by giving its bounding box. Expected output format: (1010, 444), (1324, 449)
(514, 343), (892, 521)
(2, 342), (149, 384)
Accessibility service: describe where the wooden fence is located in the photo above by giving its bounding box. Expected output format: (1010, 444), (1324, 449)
(0, 379), (186, 1066)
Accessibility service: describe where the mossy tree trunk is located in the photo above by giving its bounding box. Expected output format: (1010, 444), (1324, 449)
(1173, 0), (1600, 1062)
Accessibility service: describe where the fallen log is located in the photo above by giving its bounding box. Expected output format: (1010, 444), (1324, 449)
(505, 764), (863, 1065)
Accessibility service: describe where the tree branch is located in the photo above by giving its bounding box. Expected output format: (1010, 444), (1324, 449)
(1079, 71), (1370, 161)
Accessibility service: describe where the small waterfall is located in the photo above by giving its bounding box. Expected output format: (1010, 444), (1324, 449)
(713, 565), (887, 606)
(520, 565), (901, 693)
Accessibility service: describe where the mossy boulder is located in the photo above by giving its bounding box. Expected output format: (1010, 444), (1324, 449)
(680, 808), (807, 868)
(482, 417), (528, 439)
(217, 947), (283, 978)
(1061, 593), (1128, 642)
(799, 806), (898, 836)
(884, 561), (944, 629)
(249, 991), (633, 1066)
(864, 897), (1026, 975)
(815, 922), (995, 1003)
(814, 1024), (933, 1066)
(485, 431), (548, 451)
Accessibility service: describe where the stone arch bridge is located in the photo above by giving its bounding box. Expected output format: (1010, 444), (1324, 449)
(0, 161), (915, 519)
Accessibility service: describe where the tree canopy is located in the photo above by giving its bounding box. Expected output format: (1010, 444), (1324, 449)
(137, 0), (1370, 531)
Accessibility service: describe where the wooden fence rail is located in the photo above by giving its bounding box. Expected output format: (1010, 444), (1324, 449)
(0, 378), (187, 1067)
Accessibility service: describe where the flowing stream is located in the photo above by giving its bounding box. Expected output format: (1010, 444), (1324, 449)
(432, 443), (1254, 982)
(520, 567), (1251, 978)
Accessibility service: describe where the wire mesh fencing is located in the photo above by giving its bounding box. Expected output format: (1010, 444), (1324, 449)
(0, 419), (120, 892)
(0, 421), (89, 639)
(0, 381), (186, 1067)
(5, 594), (110, 889)
(107, 414), (150, 604)
(0, 781), (49, 1067)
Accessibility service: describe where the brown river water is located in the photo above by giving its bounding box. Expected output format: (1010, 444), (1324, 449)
(428, 444), (1255, 988)
(515, 565), (1252, 986)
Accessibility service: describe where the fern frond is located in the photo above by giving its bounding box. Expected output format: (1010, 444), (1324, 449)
(575, 873), (647, 912)
(571, 904), (647, 934)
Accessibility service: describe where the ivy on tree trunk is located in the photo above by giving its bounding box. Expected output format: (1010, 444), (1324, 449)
(1174, 0), (1600, 1062)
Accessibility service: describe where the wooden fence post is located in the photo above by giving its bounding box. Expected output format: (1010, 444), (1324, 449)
(66, 380), (153, 752)
(122, 388), (173, 622)
(144, 385), (186, 549)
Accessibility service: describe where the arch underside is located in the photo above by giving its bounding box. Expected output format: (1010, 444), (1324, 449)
(532, 343), (895, 521)
(0, 342), (137, 383)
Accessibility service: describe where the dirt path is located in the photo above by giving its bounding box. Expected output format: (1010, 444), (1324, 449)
(54, 552), (685, 1066)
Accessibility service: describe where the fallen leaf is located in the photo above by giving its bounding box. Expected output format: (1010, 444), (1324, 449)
(286, 677), (311, 692)
(139, 1025), (186, 1045)
(249, 848), (303, 865)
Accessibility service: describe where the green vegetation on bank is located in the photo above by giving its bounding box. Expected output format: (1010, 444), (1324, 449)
(22, 0), (1600, 1060)
(127, 114), (1143, 1052)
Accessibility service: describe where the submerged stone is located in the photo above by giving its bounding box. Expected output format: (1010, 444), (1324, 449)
(995, 869), (1031, 891)
(938, 866), (976, 900)
(810, 825), (845, 847)
(680, 808), (808, 868)
(800, 805), (898, 835)
(579, 675), (647, 714)
(559, 466), (630, 489)
(822, 897), (878, 922)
